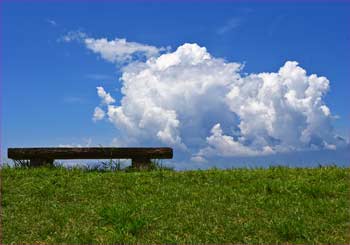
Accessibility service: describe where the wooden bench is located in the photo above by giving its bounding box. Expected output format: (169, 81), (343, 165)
(7, 147), (173, 169)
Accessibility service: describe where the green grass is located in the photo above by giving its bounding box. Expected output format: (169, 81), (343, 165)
(1, 166), (349, 244)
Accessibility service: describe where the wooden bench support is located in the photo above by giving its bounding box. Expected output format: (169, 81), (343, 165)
(30, 159), (54, 167)
(8, 147), (173, 169)
(132, 158), (151, 169)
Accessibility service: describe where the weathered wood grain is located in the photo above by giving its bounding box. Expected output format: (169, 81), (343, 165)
(8, 147), (173, 160)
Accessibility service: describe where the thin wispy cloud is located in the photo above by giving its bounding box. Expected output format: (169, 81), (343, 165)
(63, 96), (86, 104)
(217, 17), (242, 35)
(59, 138), (92, 148)
(46, 19), (57, 26)
(60, 30), (87, 43)
(85, 74), (115, 81)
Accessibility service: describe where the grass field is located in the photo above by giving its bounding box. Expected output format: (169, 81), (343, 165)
(1, 166), (349, 244)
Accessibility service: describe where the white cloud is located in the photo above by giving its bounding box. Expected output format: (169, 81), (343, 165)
(195, 123), (274, 159)
(96, 86), (115, 105)
(58, 144), (82, 147)
(100, 43), (241, 151)
(190, 155), (208, 163)
(84, 37), (163, 63)
(93, 107), (105, 121)
(62, 31), (165, 63)
(72, 37), (346, 163)
(61, 31), (87, 43)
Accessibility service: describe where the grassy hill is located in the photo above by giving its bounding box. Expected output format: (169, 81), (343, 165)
(1, 166), (349, 244)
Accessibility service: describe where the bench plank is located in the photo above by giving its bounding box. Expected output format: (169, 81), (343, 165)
(8, 147), (173, 160)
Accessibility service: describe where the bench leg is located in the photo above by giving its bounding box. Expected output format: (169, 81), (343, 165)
(30, 159), (54, 167)
(132, 158), (151, 169)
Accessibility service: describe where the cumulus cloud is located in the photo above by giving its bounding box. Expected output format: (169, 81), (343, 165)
(72, 36), (346, 163)
(195, 123), (274, 159)
(96, 86), (115, 105)
(100, 43), (242, 151)
(93, 106), (105, 121)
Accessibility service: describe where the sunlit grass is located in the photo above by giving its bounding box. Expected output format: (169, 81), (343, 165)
(1, 166), (349, 244)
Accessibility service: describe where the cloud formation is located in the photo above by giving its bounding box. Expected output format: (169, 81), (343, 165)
(62, 31), (166, 63)
(67, 34), (346, 163)
(93, 106), (105, 121)
(46, 19), (57, 26)
(84, 37), (163, 63)
(217, 17), (241, 35)
(96, 86), (115, 105)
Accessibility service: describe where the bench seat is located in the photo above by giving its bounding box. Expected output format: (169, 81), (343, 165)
(8, 147), (173, 168)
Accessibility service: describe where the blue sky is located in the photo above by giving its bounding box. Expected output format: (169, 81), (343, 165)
(1, 2), (349, 169)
